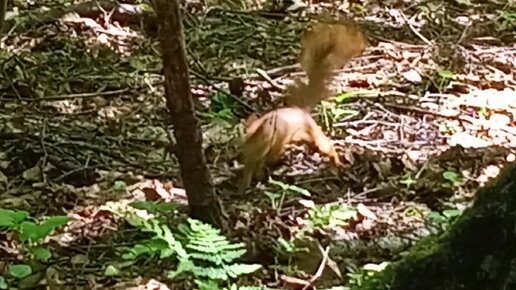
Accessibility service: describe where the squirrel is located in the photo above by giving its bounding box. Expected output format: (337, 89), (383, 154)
(238, 21), (367, 193)
(238, 107), (342, 193)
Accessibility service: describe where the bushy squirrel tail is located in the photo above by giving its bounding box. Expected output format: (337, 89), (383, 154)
(285, 21), (368, 109)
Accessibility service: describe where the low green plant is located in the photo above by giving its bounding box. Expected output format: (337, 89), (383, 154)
(495, 10), (516, 31)
(265, 178), (311, 211)
(319, 91), (368, 132)
(131, 200), (178, 214)
(273, 237), (311, 271)
(206, 91), (237, 121)
(346, 262), (390, 288)
(442, 170), (465, 187)
(399, 173), (417, 188)
(307, 203), (357, 230)
(0, 208), (69, 282)
(427, 208), (462, 230)
(103, 202), (263, 290)
(426, 69), (456, 93)
(0, 276), (7, 289)
(7, 264), (32, 279)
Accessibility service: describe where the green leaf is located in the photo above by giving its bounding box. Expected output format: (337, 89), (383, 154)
(225, 263), (262, 277)
(197, 266), (228, 280)
(285, 184), (311, 197)
(148, 238), (176, 258)
(268, 178), (289, 190)
(19, 222), (48, 243)
(442, 170), (459, 181)
(263, 191), (280, 208)
(363, 262), (390, 272)
(331, 108), (360, 120)
(211, 91), (235, 110)
(442, 209), (461, 219)
(334, 91), (355, 103)
(31, 246), (52, 261)
(216, 108), (235, 121)
(155, 202), (178, 212)
(122, 244), (152, 260)
(195, 279), (221, 290)
(130, 201), (154, 211)
(427, 212), (446, 224)
(41, 216), (69, 229)
(263, 191), (280, 199)
(442, 171), (465, 186)
(104, 265), (120, 277)
(399, 175), (416, 187)
(332, 208), (357, 221)
(168, 258), (196, 279)
(268, 178), (311, 197)
(0, 209), (29, 227)
(9, 264), (32, 279)
(277, 238), (295, 252)
(19, 216), (68, 243)
(0, 276), (7, 289)
(437, 69), (454, 79)
(148, 237), (173, 249)
(113, 180), (126, 191)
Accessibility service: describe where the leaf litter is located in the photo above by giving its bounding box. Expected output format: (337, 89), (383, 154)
(0, 0), (515, 288)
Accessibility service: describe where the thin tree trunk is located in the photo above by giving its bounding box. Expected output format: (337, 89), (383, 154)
(154, 0), (223, 228)
(0, 0), (6, 34)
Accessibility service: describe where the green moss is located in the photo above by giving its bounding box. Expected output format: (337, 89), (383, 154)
(351, 164), (516, 290)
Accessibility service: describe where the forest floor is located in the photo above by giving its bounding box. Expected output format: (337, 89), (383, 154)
(0, 0), (515, 289)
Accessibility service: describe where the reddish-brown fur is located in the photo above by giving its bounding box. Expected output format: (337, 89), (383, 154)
(239, 21), (367, 192)
(239, 107), (342, 192)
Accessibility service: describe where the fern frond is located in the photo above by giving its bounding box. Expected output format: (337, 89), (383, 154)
(194, 265), (229, 280)
(218, 249), (247, 263)
(195, 279), (223, 290)
(168, 257), (196, 279)
(190, 240), (246, 251)
(142, 219), (188, 258)
(172, 219), (261, 284)
(187, 242), (224, 254)
(190, 252), (224, 264)
(224, 263), (262, 278)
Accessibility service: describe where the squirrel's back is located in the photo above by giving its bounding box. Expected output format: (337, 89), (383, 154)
(239, 107), (340, 192)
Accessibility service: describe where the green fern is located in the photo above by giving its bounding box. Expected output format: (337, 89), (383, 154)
(141, 219), (188, 258)
(169, 219), (261, 281)
(107, 202), (262, 288)
(122, 219), (188, 260)
(195, 279), (221, 290)
(177, 220), (248, 264)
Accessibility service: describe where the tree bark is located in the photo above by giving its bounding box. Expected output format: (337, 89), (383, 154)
(0, 0), (6, 34)
(359, 163), (516, 290)
(154, 0), (223, 228)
